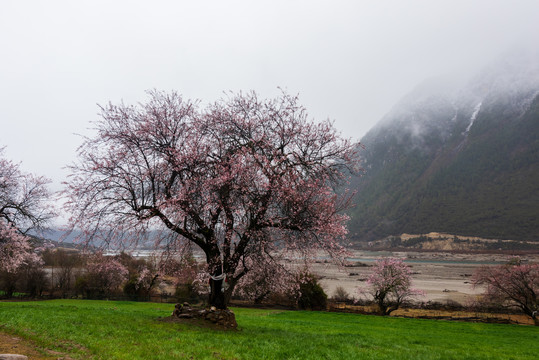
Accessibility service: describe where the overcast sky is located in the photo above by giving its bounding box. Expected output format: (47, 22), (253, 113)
(1, 0), (539, 191)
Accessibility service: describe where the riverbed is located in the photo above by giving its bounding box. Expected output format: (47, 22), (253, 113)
(311, 251), (539, 304)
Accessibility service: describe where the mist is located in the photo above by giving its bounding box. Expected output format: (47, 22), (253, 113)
(1, 0), (539, 190)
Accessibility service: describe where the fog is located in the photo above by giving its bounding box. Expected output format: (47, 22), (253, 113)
(1, 0), (539, 191)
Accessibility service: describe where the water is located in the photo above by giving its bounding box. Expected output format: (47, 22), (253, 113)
(345, 250), (503, 265)
(346, 257), (500, 265)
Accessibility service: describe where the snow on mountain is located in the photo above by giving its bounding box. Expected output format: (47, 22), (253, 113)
(464, 101), (482, 134)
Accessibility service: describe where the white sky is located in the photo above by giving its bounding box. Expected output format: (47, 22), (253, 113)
(1, 0), (539, 191)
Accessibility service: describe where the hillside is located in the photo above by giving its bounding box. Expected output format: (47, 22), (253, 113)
(347, 51), (539, 243)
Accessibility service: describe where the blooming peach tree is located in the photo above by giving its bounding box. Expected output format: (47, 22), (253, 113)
(473, 258), (539, 326)
(364, 257), (423, 315)
(65, 90), (359, 308)
(0, 147), (54, 275)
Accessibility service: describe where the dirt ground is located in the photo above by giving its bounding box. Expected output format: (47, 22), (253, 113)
(0, 332), (72, 360)
(326, 303), (536, 325)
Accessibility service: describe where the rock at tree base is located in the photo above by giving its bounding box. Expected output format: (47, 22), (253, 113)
(0, 355), (28, 360)
(172, 302), (238, 329)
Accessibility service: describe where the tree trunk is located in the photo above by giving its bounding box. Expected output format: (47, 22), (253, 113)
(208, 275), (226, 309)
(6, 283), (16, 298)
(205, 244), (228, 309)
(386, 303), (399, 316)
(375, 292), (388, 315)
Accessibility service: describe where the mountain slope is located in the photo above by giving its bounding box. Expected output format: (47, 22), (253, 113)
(348, 51), (539, 243)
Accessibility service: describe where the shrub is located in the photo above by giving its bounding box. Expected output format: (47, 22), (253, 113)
(332, 286), (351, 303)
(296, 272), (328, 311)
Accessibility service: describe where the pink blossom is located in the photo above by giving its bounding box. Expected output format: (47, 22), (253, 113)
(0, 222), (40, 273)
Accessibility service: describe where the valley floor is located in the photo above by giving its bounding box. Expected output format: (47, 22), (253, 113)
(312, 250), (539, 305)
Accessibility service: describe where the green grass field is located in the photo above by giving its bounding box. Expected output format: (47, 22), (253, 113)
(0, 300), (537, 359)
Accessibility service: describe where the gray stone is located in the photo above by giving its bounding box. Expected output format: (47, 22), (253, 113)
(0, 355), (29, 360)
(171, 303), (238, 329)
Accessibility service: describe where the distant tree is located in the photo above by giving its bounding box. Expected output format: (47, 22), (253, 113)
(42, 248), (82, 296)
(77, 253), (128, 298)
(19, 259), (48, 298)
(119, 253), (160, 300)
(473, 258), (539, 326)
(365, 258), (423, 315)
(0, 269), (19, 298)
(65, 90), (359, 309)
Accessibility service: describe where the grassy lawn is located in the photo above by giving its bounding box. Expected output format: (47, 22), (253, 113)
(0, 300), (537, 359)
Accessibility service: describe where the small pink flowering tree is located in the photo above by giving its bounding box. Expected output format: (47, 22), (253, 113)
(365, 257), (423, 315)
(82, 253), (129, 298)
(473, 259), (539, 326)
(65, 90), (359, 309)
